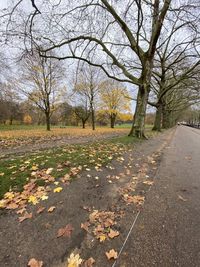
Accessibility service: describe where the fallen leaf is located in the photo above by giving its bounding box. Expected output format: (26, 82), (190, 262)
(28, 195), (39, 205)
(41, 195), (48, 201)
(67, 253), (82, 267)
(19, 212), (32, 222)
(143, 181), (154, 185)
(48, 206), (56, 213)
(105, 249), (118, 260)
(46, 168), (53, 174)
(28, 258), (43, 267)
(178, 195), (187, 201)
(81, 222), (90, 232)
(16, 207), (27, 214)
(98, 234), (107, 242)
(6, 202), (19, 209)
(4, 191), (15, 200)
(108, 229), (119, 239)
(84, 257), (95, 267)
(37, 206), (45, 214)
(57, 224), (74, 238)
(31, 165), (38, 171)
(53, 187), (63, 193)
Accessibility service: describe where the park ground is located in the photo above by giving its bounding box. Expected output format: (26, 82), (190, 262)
(0, 125), (199, 267)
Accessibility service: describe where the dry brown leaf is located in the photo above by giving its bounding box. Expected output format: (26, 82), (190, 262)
(143, 181), (154, 186)
(178, 195), (187, 201)
(105, 249), (118, 260)
(28, 258), (43, 267)
(57, 224), (74, 238)
(6, 202), (19, 210)
(19, 212), (32, 223)
(48, 206), (56, 213)
(37, 206), (45, 214)
(84, 257), (95, 267)
(16, 207), (27, 214)
(81, 222), (90, 232)
(108, 229), (119, 239)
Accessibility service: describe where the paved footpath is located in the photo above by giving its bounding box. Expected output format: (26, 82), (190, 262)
(117, 126), (200, 267)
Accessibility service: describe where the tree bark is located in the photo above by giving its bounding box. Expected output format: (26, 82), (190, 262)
(45, 112), (51, 131)
(128, 85), (150, 138)
(152, 103), (162, 131)
(82, 119), (86, 129)
(110, 113), (116, 128)
(91, 107), (95, 130)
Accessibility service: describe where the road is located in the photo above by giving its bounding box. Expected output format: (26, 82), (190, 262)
(117, 126), (200, 267)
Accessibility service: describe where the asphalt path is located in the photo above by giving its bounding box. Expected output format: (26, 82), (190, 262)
(117, 126), (200, 267)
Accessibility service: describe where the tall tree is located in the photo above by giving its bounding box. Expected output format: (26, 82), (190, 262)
(2, 0), (173, 137)
(73, 65), (101, 130)
(18, 51), (65, 131)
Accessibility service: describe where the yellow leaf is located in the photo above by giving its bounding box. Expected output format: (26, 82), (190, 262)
(31, 165), (38, 171)
(0, 199), (6, 208)
(4, 191), (15, 200)
(98, 234), (107, 242)
(53, 187), (63, 193)
(28, 195), (39, 205)
(41, 195), (48, 201)
(67, 253), (83, 267)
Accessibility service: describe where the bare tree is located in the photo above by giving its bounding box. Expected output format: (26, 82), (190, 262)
(73, 65), (101, 130)
(18, 51), (65, 130)
(2, 0), (200, 136)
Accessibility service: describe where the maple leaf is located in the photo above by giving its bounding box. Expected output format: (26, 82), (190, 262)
(4, 191), (15, 200)
(28, 195), (39, 205)
(37, 206), (45, 214)
(67, 253), (82, 267)
(98, 234), (107, 242)
(57, 224), (74, 238)
(31, 165), (38, 171)
(46, 168), (53, 174)
(40, 195), (48, 201)
(143, 181), (154, 185)
(53, 187), (63, 193)
(48, 206), (56, 212)
(0, 199), (6, 208)
(16, 207), (27, 214)
(19, 212), (32, 223)
(28, 258), (43, 267)
(83, 257), (95, 267)
(81, 222), (90, 232)
(108, 229), (120, 239)
(105, 249), (118, 260)
(6, 202), (19, 210)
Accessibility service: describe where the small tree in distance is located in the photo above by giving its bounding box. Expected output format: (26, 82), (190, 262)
(99, 80), (131, 128)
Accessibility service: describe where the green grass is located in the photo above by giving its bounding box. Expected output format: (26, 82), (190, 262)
(0, 140), (129, 199)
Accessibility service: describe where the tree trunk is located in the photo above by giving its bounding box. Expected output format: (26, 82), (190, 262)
(9, 117), (13, 125)
(91, 107), (95, 130)
(152, 103), (162, 131)
(128, 86), (150, 138)
(82, 119), (86, 129)
(110, 114), (116, 128)
(162, 108), (171, 129)
(45, 112), (51, 131)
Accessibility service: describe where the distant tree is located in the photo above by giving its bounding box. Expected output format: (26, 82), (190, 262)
(19, 51), (65, 131)
(74, 105), (90, 129)
(99, 80), (131, 128)
(74, 65), (102, 130)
